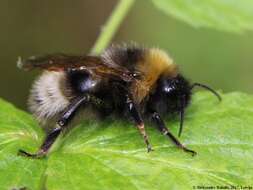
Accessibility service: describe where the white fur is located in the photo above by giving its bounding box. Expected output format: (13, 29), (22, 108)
(28, 71), (70, 121)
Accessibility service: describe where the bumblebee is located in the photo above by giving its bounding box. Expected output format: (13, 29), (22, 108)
(17, 44), (221, 158)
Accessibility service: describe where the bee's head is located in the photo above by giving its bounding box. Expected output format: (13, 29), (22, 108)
(158, 74), (191, 113)
(149, 74), (221, 137)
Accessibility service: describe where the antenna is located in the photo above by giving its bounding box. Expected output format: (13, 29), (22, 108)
(178, 96), (185, 137)
(191, 83), (222, 101)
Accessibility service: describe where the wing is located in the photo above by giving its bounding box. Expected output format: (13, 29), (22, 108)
(17, 54), (136, 82)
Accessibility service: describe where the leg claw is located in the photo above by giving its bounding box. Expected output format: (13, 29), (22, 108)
(18, 149), (46, 159)
(147, 145), (154, 153)
(183, 148), (197, 157)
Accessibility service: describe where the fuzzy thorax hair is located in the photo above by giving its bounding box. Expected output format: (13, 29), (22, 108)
(131, 48), (178, 103)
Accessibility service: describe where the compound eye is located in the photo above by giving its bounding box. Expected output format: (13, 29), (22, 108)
(161, 79), (177, 95)
(163, 85), (174, 93)
(161, 80), (175, 94)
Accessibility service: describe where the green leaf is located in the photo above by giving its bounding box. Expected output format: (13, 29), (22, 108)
(0, 91), (253, 190)
(150, 0), (253, 33)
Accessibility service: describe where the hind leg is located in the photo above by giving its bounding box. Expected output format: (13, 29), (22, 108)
(18, 95), (90, 158)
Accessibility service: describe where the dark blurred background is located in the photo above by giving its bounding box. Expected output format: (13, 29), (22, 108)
(1, 0), (253, 111)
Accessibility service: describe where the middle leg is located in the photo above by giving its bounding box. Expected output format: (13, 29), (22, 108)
(126, 95), (153, 152)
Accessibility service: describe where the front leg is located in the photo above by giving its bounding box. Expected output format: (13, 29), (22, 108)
(126, 95), (153, 152)
(18, 95), (90, 158)
(151, 111), (196, 156)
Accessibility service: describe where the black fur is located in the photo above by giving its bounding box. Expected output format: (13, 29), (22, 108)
(102, 45), (145, 72)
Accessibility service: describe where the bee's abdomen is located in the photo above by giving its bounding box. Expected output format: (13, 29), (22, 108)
(28, 71), (70, 121)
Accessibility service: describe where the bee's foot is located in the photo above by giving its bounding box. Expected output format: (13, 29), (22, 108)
(183, 147), (197, 157)
(18, 149), (46, 159)
(147, 145), (154, 153)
